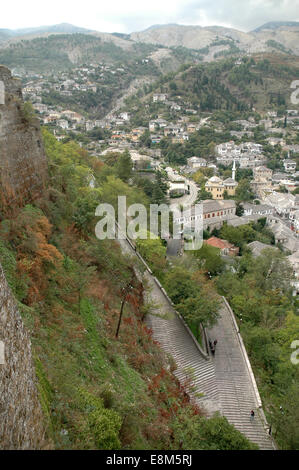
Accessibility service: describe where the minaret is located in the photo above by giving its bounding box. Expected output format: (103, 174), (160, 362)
(232, 160), (236, 181)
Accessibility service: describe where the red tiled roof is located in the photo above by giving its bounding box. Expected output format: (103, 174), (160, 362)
(205, 236), (234, 250)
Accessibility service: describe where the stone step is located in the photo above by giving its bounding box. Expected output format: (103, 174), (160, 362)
(142, 263), (274, 449)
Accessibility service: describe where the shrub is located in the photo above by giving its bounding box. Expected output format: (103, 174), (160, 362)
(77, 388), (122, 449)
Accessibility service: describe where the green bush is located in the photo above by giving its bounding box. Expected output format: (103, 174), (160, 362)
(77, 388), (122, 449)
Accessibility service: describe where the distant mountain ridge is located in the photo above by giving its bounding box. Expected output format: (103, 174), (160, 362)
(1, 20), (299, 63)
(252, 21), (299, 32)
(0, 23), (93, 39)
(129, 22), (299, 56)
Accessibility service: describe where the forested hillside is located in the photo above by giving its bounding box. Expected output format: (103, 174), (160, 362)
(0, 34), (157, 72)
(126, 54), (299, 116)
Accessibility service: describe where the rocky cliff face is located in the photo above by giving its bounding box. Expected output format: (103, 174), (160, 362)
(0, 66), (48, 449)
(0, 263), (47, 449)
(0, 65), (47, 214)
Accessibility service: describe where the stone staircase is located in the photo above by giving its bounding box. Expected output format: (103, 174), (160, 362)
(208, 303), (275, 450)
(147, 303), (274, 449)
(146, 312), (220, 416)
(118, 231), (275, 449)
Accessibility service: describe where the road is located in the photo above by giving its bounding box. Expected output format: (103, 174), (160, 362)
(169, 178), (198, 211)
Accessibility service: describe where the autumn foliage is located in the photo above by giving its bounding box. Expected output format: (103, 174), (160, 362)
(1, 205), (62, 304)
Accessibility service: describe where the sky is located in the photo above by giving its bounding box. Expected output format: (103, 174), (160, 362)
(1, 0), (299, 33)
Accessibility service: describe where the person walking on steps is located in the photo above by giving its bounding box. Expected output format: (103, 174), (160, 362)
(250, 410), (255, 422)
(269, 425), (272, 436)
(208, 339), (215, 355)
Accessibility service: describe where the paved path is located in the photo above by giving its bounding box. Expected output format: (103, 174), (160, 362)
(145, 294), (220, 416)
(166, 238), (182, 257)
(208, 304), (274, 449)
(169, 178), (198, 211)
(116, 226), (274, 449)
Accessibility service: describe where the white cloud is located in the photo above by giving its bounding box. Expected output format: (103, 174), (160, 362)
(1, 0), (299, 32)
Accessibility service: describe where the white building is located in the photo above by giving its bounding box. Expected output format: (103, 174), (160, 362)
(290, 209), (299, 235)
(153, 93), (168, 102)
(283, 160), (297, 172)
(242, 203), (274, 217)
(253, 166), (273, 181)
(32, 103), (48, 113)
(264, 192), (296, 218)
(86, 121), (96, 132)
(187, 157), (207, 169)
(119, 112), (130, 121)
(57, 119), (69, 130)
(173, 200), (237, 232)
(288, 251), (299, 296)
(267, 137), (286, 147)
(166, 168), (188, 195)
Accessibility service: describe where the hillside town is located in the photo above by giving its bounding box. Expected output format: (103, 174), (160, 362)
(18, 63), (299, 298)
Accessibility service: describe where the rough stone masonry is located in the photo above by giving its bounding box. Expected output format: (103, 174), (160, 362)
(0, 263), (47, 449)
(0, 65), (47, 214)
(0, 66), (48, 448)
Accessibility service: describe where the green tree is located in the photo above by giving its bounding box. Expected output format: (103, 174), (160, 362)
(139, 130), (151, 148)
(178, 290), (220, 330)
(235, 179), (255, 202)
(172, 410), (258, 450)
(164, 266), (194, 304)
(136, 232), (167, 273)
(115, 150), (133, 182)
(270, 384), (299, 450)
(236, 202), (244, 216)
(78, 388), (122, 449)
(219, 224), (244, 249)
(194, 244), (225, 276)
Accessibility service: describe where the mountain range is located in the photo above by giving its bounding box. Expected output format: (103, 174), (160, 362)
(0, 20), (299, 81)
(0, 23), (93, 40)
(130, 22), (299, 56)
(1, 21), (299, 57)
